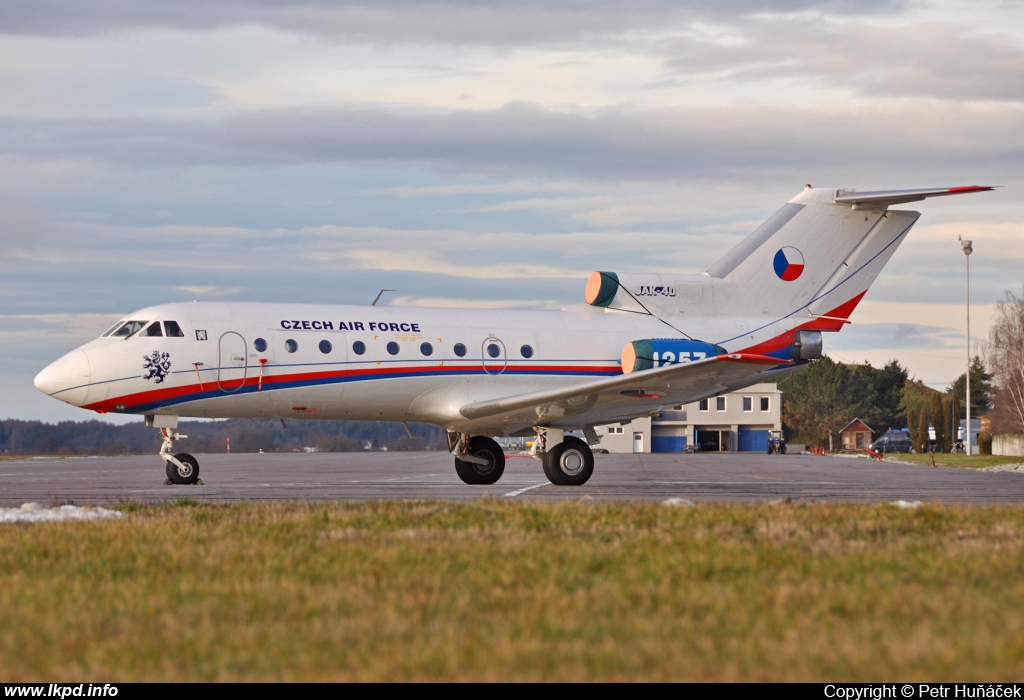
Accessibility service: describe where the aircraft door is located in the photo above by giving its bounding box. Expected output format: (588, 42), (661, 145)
(218, 331), (248, 393)
(481, 337), (507, 375)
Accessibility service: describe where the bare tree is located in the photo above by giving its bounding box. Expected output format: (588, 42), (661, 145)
(988, 289), (1024, 435)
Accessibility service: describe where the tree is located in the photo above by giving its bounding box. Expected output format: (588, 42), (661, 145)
(989, 288), (1024, 436)
(900, 379), (942, 423)
(907, 407), (919, 451)
(856, 360), (909, 430)
(940, 397), (953, 453)
(917, 410), (931, 453)
(949, 355), (993, 418)
(931, 393), (947, 454)
(950, 392), (960, 445)
(783, 357), (856, 449)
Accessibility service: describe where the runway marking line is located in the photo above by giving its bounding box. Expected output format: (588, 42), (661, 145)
(503, 482), (548, 498)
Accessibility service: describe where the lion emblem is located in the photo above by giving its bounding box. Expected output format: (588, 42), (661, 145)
(142, 351), (172, 383)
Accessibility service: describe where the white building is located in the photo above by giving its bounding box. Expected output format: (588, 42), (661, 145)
(595, 382), (783, 453)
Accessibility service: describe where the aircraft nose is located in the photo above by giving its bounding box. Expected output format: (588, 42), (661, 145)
(34, 349), (91, 404)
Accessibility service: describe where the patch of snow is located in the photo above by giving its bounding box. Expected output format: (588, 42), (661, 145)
(980, 463), (1024, 473)
(890, 499), (923, 509)
(662, 497), (694, 507)
(0, 503), (123, 523)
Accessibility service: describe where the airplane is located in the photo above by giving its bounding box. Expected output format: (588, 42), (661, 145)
(34, 184), (994, 487)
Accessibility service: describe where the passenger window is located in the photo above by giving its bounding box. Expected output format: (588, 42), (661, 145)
(164, 321), (185, 338)
(352, 341), (366, 355)
(454, 343), (467, 357)
(285, 339), (298, 353)
(387, 341), (400, 356)
(520, 345), (534, 358)
(141, 322), (163, 337)
(112, 320), (147, 338)
(254, 338), (268, 352)
(420, 342), (433, 356)
(319, 340), (332, 354)
(487, 343), (501, 358)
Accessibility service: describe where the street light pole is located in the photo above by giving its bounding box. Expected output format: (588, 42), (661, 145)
(960, 235), (973, 454)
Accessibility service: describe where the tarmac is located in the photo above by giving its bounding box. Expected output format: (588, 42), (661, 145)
(1, 451), (1022, 506)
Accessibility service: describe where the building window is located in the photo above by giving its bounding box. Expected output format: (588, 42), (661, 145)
(699, 399), (709, 411)
(760, 396), (770, 411)
(716, 396), (726, 411)
(743, 396), (753, 412)
(607, 426), (623, 434)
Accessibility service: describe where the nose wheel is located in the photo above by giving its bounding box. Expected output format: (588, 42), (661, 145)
(158, 425), (203, 485)
(166, 452), (200, 485)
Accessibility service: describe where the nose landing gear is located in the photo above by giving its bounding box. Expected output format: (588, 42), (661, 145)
(147, 415), (203, 486)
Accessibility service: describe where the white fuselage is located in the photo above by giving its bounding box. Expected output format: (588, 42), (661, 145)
(34, 300), (802, 435)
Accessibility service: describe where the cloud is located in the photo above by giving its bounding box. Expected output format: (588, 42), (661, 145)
(659, 17), (1024, 102)
(0, 1), (904, 44)
(2, 100), (1022, 181)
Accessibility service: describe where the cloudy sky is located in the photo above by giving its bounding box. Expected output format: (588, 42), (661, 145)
(2, 0), (1022, 424)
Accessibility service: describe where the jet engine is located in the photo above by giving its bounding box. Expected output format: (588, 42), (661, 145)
(621, 338), (726, 374)
(791, 330), (822, 360)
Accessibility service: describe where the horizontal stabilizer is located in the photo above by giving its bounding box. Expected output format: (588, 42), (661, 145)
(834, 186), (995, 210)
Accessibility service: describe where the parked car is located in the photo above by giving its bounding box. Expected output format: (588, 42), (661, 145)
(868, 431), (914, 454)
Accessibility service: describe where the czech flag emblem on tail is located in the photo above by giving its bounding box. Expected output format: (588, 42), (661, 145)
(773, 246), (804, 281)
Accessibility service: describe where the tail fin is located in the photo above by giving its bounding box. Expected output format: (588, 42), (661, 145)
(707, 185), (992, 321)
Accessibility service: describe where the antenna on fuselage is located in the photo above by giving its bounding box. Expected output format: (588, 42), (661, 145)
(609, 281), (694, 340)
(371, 289), (396, 306)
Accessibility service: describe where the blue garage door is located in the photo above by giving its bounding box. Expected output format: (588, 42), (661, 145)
(652, 436), (687, 453)
(738, 430), (769, 452)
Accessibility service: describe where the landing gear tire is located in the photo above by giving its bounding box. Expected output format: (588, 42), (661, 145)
(542, 436), (594, 486)
(166, 452), (200, 485)
(454, 436), (505, 485)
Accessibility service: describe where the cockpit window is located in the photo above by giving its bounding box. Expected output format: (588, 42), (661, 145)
(164, 321), (185, 338)
(101, 321), (126, 338)
(141, 322), (163, 337)
(111, 320), (147, 338)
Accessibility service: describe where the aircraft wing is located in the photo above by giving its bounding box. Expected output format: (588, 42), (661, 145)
(834, 186), (994, 210)
(459, 353), (791, 431)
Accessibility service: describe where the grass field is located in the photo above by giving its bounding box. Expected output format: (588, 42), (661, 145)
(3, 500), (1024, 681)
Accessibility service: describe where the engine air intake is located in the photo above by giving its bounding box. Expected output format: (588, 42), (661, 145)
(621, 339), (725, 374)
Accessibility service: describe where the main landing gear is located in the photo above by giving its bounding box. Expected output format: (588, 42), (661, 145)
(447, 427), (595, 487)
(147, 415), (202, 486)
(448, 433), (505, 485)
(533, 427), (594, 486)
